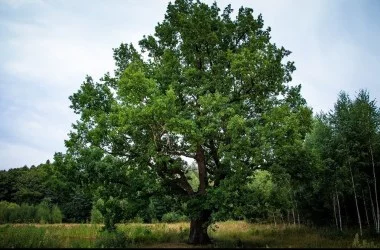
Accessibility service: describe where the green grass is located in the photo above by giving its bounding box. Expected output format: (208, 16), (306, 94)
(0, 221), (379, 248)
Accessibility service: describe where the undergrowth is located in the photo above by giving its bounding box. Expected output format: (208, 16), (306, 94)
(0, 221), (379, 248)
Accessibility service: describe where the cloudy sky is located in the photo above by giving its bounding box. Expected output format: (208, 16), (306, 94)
(0, 0), (379, 170)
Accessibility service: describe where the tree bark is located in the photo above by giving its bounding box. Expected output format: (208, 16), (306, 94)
(333, 194), (338, 229)
(195, 145), (207, 194)
(336, 189), (343, 231)
(297, 211), (300, 227)
(188, 145), (212, 245)
(367, 179), (377, 230)
(188, 209), (212, 245)
(272, 211), (277, 226)
(292, 208), (296, 225)
(350, 165), (362, 236)
(287, 210), (290, 226)
(362, 189), (370, 227)
(370, 145), (379, 233)
(293, 192), (300, 227)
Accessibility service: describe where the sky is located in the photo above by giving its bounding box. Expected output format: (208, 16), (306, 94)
(0, 0), (379, 170)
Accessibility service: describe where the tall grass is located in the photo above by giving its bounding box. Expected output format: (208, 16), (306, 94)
(0, 221), (379, 248)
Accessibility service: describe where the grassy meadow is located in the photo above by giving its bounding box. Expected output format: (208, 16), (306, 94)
(1, 221), (379, 248)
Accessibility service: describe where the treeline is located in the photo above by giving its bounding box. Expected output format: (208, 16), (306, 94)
(0, 200), (62, 224)
(0, 89), (379, 234)
(0, 161), (92, 223)
(0, 159), (190, 224)
(304, 89), (380, 235)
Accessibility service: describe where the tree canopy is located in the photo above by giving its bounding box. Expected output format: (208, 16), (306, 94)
(66, 0), (311, 244)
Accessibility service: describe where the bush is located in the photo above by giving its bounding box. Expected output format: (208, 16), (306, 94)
(0, 201), (63, 224)
(7, 203), (21, 223)
(352, 233), (378, 248)
(95, 231), (129, 248)
(90, 206), (104, 224)
(19, 203), (36, 223)
(161, 212), (188, 223)
(128, 216), (144, 223)
(0, 201), (8, 223)
(51, 205), (63, 223)
(36, 201), (51, 224)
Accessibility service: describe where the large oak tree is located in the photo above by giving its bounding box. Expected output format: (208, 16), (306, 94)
(66, 0), (311, 244)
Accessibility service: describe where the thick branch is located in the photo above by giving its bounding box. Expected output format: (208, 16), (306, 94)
(148, 159), (194, 196)
(172, 168), (195, 195)
(195, 145), (207, 194)
(208, 140), (227, 187)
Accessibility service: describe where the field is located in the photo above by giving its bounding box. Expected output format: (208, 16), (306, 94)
(0, 221), (379, 248)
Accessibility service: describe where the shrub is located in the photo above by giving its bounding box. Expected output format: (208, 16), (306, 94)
(51, 205), (63, 223)
(7, 203), (21, 223)
(0, 201), (8, 223)
(19, 203), (36, 223)
(161, 212), (188, 223)
(128, 216), (144, 223)
(90, 206), (104, 224)
(95, 231), (129, 248)
(352, 233), (378, 248)
(36, 201), (51, 224)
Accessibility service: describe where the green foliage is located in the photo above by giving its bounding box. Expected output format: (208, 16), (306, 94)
(90, 206), (104, 224)
(51, 205), (63, 223)
(128, 216), (144, 223)
(19, 203), (36, 223)
(7, 203), (21, 223)
(96, 197), (125, 231)
(0, 225), (48, 248)
(0, 222), (367, 248)
(0, 201), (8, 223)
(95, 231), (129, 248)
(64, 3), (312, 238)
(352, 233), (379, 248)
(304, 89), (380, 227)
(0, 201), (64, 224)
(161, 212), (189, 223)
(36, 201), (51, 224)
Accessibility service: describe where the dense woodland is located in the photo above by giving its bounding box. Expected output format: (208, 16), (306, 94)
(1, 0), (380, 245)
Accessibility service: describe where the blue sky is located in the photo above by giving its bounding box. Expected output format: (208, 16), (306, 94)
(0, 0), (379, 170)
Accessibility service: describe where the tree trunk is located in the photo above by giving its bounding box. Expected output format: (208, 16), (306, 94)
(297, 211), (300, 227)
(370, 145), (379, 233)
(350, 165), (362, 236)
(287, 210), (290, 225)
(293, 192), (300, 227)
(280, 213), (284, 224)
(362, 189), (370, 227)
(188, 210), (212, 245)
(333, 194), (338, 229)
(272, 211), (277, 226)
(336, 189), (343, 231)
(368, 180), (377, 230)
(195, 145), (207, 194)
(189, 146), (211, 245)
(292, 208), (296, 225)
